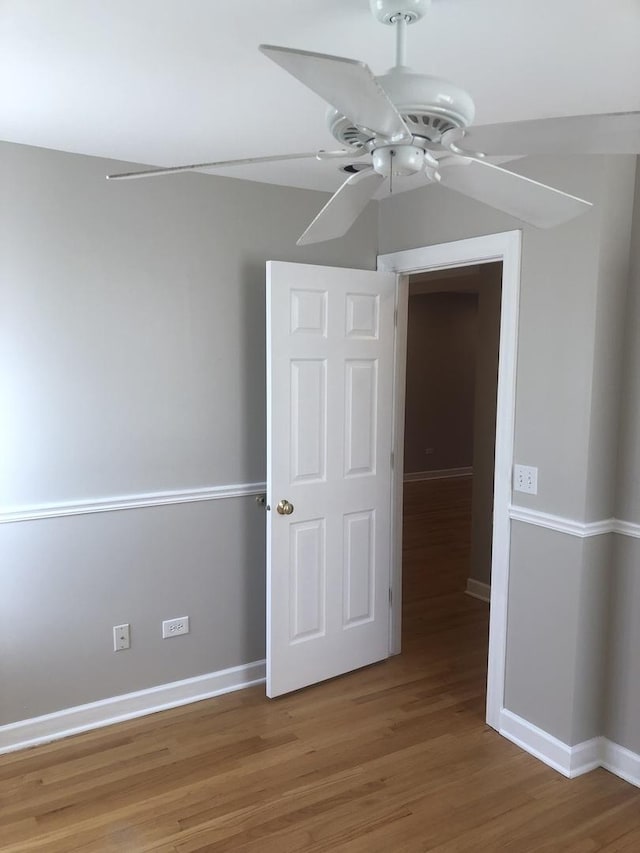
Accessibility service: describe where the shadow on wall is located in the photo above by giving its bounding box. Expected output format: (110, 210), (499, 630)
(404, 289), (479, 475)
(240, 259), (269, 660)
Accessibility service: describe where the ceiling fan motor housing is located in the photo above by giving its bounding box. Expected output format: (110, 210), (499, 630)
(327, 67), (476, 150)
(380, 67), (475, 133)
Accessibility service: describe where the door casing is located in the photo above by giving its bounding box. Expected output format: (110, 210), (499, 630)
(378, 230), (522, 731)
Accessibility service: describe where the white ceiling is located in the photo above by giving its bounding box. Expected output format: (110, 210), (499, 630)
(2, 0), (639, 192)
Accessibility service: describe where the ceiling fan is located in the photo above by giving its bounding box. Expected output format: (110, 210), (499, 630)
(107, 0), (640, 246)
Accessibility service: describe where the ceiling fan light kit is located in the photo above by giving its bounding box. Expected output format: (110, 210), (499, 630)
(371, 145), (426, 177)
(105, 0), (640, 244)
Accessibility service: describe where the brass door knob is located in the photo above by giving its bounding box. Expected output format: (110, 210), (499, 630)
(276, 499), (294, 516)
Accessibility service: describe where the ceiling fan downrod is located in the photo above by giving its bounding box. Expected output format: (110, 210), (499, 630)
(392, 13), (410, 67)
(370, 0), (431, 66)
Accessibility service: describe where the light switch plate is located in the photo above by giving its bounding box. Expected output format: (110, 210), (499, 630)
(113, 623), (130, 651)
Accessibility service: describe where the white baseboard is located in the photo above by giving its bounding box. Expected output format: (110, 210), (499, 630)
(4, 668), (638, 792)
(601, 739), (640, 788)
(465, 578), (491, 603)
(499, 709), (596, 777)
(0, 659), (266, 754)
(568, 736), (604, 778)
(404, 467), (473, 483)
(500, 709), (639, 787)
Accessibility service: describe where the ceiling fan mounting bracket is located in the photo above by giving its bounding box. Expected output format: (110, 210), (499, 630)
(369, 0), (431, 25)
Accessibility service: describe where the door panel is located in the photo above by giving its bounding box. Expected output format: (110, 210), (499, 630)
(344, 359), (378, 476)
(290, 359), (327, 482)
(266, 260), (396, 698)
(289, 518), (326, 642)
(343, 509), (375, 627)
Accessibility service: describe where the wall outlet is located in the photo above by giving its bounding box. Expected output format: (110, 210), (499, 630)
(162, 616), (190, 638)
(513, 464), (538, 495)
(113, 623), (130, 651)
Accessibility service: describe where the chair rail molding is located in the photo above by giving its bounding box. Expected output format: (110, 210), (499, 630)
(510, 506), (640, 540)
(404, 467), (473, 482)
(0, 482), (268, 524)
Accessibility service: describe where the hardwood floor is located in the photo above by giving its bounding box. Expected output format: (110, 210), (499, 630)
(2, 477), (639, 851)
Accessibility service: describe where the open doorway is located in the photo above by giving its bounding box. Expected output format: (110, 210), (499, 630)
(401, 263), (502, 718)
(381, 229), (521, 729)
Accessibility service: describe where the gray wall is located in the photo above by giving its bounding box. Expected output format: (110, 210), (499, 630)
(506, 527), (610, 745)
(606, 536), (640, 754)
(505, 524), (586, 743)
(616, 163), (640, 524)
(606, 160), (640, 754)
(584, 158), (637, 522)
(381, 156), (606, 523)
(0, 142), (377, 724)
(469, 265), (502, 588)
(403, 291), (478, 474)
(380, 154), (637, 746)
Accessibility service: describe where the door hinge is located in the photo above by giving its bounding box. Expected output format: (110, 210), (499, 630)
(394, 307), (398, 327)
(389, 587), (393, 606)
(390, 450), (394, 470)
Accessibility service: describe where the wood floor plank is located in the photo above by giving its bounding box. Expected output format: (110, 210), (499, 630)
(1, 478), (638, 852)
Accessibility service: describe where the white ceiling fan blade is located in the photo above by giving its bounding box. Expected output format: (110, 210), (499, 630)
(260, 44), (411, 142)
(105, 150), (346, 181)
(438, 159), (592, 228)
(297, 169), (385, 246)
(462, 111), (640, 156)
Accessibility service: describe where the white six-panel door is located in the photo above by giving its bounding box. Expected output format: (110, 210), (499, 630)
(266, 260), (396, 698)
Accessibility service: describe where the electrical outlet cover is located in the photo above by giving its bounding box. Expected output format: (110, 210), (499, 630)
(162, 616), (190, 638)
(513, 464), (538, 495)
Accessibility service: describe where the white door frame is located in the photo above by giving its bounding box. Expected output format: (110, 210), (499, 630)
(378, 230), (522, 731)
